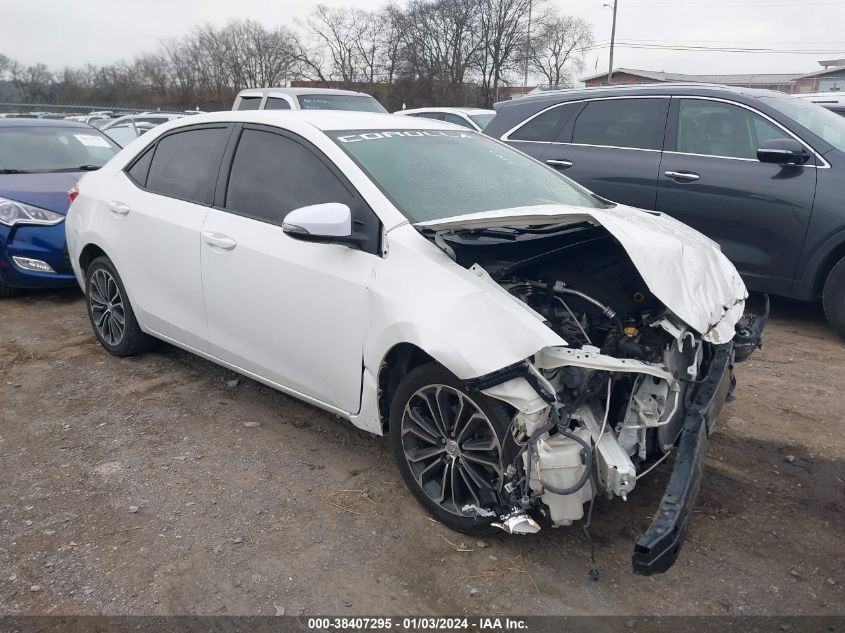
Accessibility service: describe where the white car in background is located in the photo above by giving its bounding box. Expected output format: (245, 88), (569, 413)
(395, 107), (496, 131)
(232, 87), (387, 113)
(65, 111), (762, 575)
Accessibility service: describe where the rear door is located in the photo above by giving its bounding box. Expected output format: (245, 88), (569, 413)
(111, 124), (231, 351)
(542, 97), (670, 210)
(656, 97), (818, 294)
(200, 124), (381, 413)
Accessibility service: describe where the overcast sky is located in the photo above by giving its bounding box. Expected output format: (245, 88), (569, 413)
(4, 0), (844, 80)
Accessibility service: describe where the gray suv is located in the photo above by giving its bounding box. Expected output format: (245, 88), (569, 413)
(486, 84), (845, 337)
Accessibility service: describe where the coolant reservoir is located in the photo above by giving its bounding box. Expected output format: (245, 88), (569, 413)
(529, 428), (594, 526)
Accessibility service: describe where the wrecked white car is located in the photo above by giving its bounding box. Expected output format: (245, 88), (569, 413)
(66, 111), (766, 576)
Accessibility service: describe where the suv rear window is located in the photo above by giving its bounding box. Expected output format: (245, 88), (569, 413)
(571, 98), (668, 150)
(145, 127), (229, 204)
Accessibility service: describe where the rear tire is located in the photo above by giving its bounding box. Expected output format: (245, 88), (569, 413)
(389, 363), (517, 536)
(822, 256), (845, 340)
(84, 256), (156, 356)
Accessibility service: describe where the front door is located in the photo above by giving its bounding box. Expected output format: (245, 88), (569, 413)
(656, 98), (818, 294)
(200, 125), (380, 413)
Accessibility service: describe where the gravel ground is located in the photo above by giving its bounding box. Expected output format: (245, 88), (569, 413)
(1, 289), (843, 616)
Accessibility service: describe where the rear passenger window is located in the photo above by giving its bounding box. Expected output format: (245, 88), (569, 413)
(225, 129), (354, 222)
(146, 127), (229, 205)
(265, 97), (291, 110)
(126, 146), (153, 187)
(509, 103), (579, 142)
(237, 97), (262, 111)
(572, 99), (667, 150)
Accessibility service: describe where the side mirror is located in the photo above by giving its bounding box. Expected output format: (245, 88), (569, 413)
(756, 138), (811, 165)
(282, 202), (365, 247)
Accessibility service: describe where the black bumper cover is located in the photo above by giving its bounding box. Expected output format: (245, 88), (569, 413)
(631, 342), (736, 575)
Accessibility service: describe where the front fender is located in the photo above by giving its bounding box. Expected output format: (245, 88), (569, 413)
(363, 225), (565, 381)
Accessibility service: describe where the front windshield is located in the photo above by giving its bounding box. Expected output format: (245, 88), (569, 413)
(761, 95), (845, 153)
(298, 94), (387, 113)
(330, 129), (603, 222)
(0, 126), (120, 172)
(469, 113), (495, 129)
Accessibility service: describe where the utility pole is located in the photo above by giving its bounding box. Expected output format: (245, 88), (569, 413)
(523, 0), (532, 94)
(607, 0), (618, 86)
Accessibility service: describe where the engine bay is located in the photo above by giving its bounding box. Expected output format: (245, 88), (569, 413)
(434, 222), (711, 537)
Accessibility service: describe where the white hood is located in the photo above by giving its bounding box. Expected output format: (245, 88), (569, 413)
(417, 204), (748, 344)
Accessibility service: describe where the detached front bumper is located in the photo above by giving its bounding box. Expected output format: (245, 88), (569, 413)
(631, 342), (735, 575)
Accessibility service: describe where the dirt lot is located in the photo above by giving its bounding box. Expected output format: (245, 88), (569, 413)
(1, 289), (843, 616)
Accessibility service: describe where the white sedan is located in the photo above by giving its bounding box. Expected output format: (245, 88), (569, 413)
(66, 111), (764, 575)
(395, 107), (495, 131)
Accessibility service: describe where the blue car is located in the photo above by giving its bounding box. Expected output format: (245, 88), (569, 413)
(0, 119), (120, 297)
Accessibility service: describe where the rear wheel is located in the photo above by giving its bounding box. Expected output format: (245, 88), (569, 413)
(85, 256), (156, 356)
(823, 256), (845, 340)
(389, 363), (517, 535)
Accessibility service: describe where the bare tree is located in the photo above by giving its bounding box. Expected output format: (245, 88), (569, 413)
(0, 53), (12, 79)
(11, 63), (53, 101)
(475, 0), (538, 106)
(530, 13), (593, 89)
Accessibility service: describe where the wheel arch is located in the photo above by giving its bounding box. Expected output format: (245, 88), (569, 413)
(377, 342), (437, 434)
(79, 243), (110, 277)
(816, 240), (845, 297)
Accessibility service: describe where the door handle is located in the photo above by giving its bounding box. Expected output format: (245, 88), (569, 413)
(547, 159), (573, 169)
(108, 201), (130, 215)
(664, 170), (700, 182)
(202, 231), (237, 251)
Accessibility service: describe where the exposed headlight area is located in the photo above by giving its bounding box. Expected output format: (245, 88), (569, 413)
(0, 196), (65, 227)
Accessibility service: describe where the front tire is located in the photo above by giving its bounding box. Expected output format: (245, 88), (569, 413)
(85, 256), (156, 356)
(389, 363), (517, 535)
(0, 280), (19, 298)
(823, 256), (845, 340)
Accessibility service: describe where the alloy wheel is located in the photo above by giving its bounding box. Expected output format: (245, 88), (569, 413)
(400, 384), (503, 516)
(89, 268), (125, 347)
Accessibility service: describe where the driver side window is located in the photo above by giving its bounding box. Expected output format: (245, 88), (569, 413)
(677, 99), (791, 159)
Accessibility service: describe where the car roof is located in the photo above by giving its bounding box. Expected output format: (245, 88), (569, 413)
(494, 82), (788, 110)
(157, 110), (463, 133)
(237, 87), (373, 98)
(0, 118), (92, 128)
(399, 107), (495, 115)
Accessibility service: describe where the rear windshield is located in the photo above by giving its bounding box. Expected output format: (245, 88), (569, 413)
(297, 94), (387, 113)
(0, 126), (120, 172)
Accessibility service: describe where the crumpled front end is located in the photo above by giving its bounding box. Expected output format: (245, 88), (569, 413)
(420, 207), (766, 574)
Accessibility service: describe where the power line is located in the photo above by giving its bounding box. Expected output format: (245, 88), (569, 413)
(585, 42), (845, 55)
